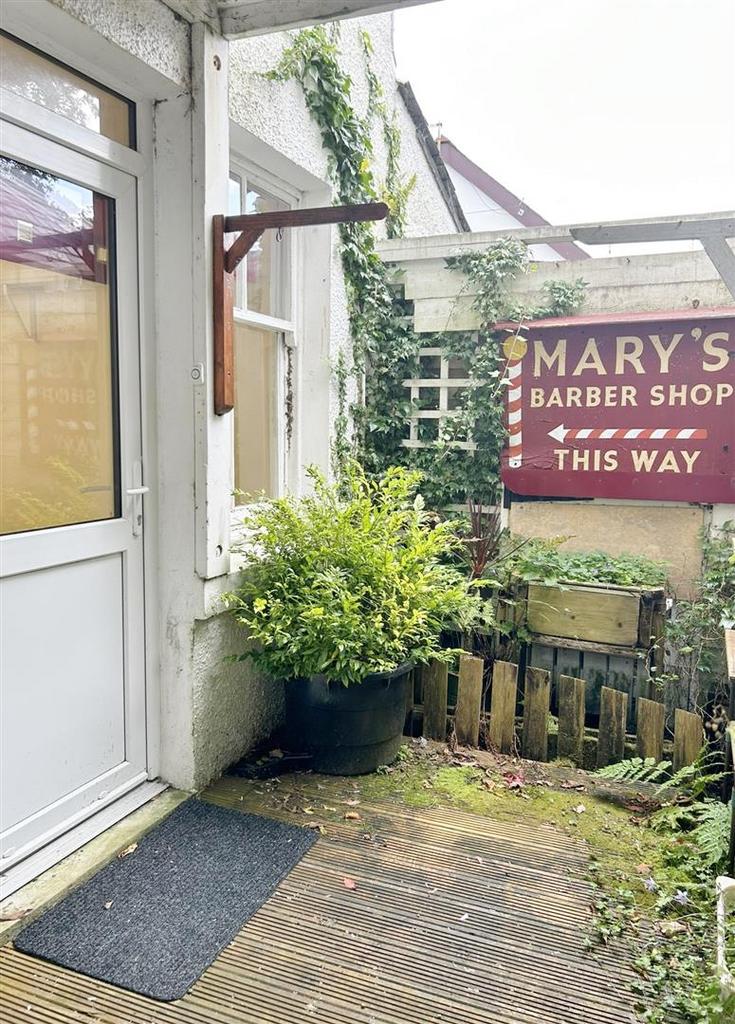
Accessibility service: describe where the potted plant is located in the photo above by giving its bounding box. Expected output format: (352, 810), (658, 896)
(227, 463), (481, 774)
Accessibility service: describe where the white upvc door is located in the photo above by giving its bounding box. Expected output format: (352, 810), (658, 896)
(0, 119), (148, 887)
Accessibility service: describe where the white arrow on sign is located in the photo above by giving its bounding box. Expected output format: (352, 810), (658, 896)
(548, 424), (708, 443)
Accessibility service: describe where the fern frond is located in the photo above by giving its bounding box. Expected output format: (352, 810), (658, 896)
(594, 757), (671, 784)
(690, 801), (730, 871)
(657, 746), (725, 796)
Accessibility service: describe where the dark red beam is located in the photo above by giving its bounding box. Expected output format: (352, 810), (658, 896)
(223, 201), (388, 234)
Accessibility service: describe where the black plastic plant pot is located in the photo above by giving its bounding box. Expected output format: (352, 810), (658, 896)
(285, 662), (412, 775)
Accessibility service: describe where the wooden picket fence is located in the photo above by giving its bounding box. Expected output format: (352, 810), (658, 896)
(412, 655), (705, 770)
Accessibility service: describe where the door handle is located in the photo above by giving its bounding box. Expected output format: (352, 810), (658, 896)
(126, 466), (148, 537)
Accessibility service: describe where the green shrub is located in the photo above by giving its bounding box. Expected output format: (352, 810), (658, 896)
(504, 536), (668, 588)
(227, 464), (482, 685)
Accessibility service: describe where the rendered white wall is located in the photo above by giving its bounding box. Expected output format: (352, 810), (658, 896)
(189, 14), (461, 788)
(228, 15), (458, 240)
(48, 0), (190, 86)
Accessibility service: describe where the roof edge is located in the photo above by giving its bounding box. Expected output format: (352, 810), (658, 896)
(439, 136), (589, 261)
(397, 83), (471, 234)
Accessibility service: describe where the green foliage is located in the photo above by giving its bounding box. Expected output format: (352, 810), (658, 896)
(227, 463), (482, 685)
(662, 521), (735, 705)
(587, 748), (734, 1022)
(652, 798), (731, 872)
(505, 536), (669, 588)
(268, 30), (586, 505)
(634, 790), (733, 1022)
(446, 239), (529, 324)
(446, 242), (587, 325)
(595, 747), (726, 798)
(394, 247), (587, 510)
(331, 348), (351, 483)
(359, 29), (415, 239)
(266, 28), (374, 205)
(380, 111), (416, 239)
(267, 26), (418, 472)
(595, 757), (672, 784)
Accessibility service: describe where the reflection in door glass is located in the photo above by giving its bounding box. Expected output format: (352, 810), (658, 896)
(0, 33), (135, 148)
(0, 157), (119, 534)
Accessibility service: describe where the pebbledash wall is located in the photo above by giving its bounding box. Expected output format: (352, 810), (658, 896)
(377, 228), (735, 599)
(196, 16), (458, 788)
(16, 1), (458, 791)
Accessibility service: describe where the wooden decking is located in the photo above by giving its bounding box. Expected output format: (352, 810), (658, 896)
(0, 773), (637, 1024)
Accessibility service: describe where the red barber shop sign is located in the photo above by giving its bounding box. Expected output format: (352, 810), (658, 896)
(500, 311), (735, 503)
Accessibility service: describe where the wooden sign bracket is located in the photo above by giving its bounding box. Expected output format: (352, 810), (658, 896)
(213, 200), (388, 415)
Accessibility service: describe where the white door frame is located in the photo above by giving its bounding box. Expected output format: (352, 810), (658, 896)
(0, 5), (164, 792)
(0, 120), (149, 876)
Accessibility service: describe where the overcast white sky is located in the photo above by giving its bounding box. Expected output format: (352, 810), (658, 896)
(394, 0), (735, 225)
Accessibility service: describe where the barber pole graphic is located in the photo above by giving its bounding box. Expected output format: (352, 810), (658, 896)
(548, 424), (709, 443)
(503, 334), (527, 468)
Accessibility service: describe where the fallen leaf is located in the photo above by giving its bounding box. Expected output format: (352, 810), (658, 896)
(573, 804), (586, 815)
(306, 823), (326, 834)
(635, 863), (651, 876)
(343, 811), (362, 821)
(503, 772), (525, 790)
(343, 799), (361, 806)
(302, 807), (315, 815)
(657, 920), (689, 937)
(322, 805), (337, 812)
(0, 908), (31, 922)
(104, 901), (113, 910)
(342, 877), (357, 890)
(118, 843), (138, 859)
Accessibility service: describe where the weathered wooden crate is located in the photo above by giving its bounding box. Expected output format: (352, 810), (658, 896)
(521, 580), (665, 649)
(513, 580), (666, 729)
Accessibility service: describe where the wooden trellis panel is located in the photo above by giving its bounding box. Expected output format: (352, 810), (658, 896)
(402, 345), (478, 450)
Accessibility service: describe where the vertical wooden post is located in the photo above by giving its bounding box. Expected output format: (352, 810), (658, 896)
(455, 654), (484, 747)
(558, 675), (586, 765)
(213, 214), (235, 415)
(636, 698), (665, 762)
(488, 661), (518, 754)
(673, 708), (704, 770)
(521, 667), (550, 762)
(597, 686), (628, 768)
(423, 660), (449, 741)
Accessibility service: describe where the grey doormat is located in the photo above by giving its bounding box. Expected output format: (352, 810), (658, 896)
(15, 798), (317, 1001)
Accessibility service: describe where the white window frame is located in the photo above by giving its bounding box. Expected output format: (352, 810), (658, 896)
(229, 160), (300, 512)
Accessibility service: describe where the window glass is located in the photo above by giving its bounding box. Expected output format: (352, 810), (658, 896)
(233, 322), (278, 502)
(244, 184), (290, 318)
(228, 173), (291, 319)
(0, 33), (134, 148)
(0, 157), (118, 534)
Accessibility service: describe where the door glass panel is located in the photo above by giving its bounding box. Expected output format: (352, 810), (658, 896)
(0, 33), (134, 148)
(0, 157), (119, 534)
